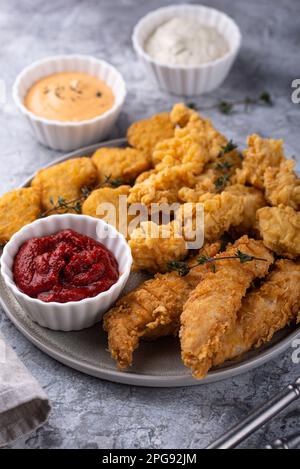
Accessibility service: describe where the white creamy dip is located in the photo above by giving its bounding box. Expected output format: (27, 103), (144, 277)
(144, 17), (229, 66)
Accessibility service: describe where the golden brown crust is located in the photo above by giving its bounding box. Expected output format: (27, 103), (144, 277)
(31, 157), (98, 212)
(180, 236), (274, 379)
(257, 205), (300, 259)
(264, 160), (300, 210)
(92, 147), (151, 184)
(127, 112), (175, 157)
(0, 187), (41, 244)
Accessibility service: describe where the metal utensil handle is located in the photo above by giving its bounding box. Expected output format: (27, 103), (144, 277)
(265, 431), (300, 449)
(206, 378), (300, 449)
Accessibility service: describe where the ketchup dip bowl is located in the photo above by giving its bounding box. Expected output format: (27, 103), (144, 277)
(0, 215), (132, 331)
(132, 4), (242, 96)
(13, 55), (127, 151)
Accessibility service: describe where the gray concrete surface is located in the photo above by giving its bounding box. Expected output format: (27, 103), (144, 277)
(1, 0), (300, 449)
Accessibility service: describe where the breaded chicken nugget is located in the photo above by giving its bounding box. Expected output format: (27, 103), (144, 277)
(31, 157), (97, 213)
(257, 205), (300, 259)
(213, 260), (300, 366)
(82, 185), (132, 237)
(225, 184), (266, 232)
(180, 236), (274, 378)
(127, 112), (175, 157)
(235, 134), (285, 189)
(170, 103), (227, 161)
(0, 187), (41, 244)
(264, 160), (300, 210)
(103, 242), (221, 369)
(92, 147), (151, 184)
(129, 220), (188, 273)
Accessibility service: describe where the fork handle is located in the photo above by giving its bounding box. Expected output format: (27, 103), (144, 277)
(206, 378), (300, 449)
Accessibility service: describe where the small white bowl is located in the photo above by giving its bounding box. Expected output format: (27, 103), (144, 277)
(132, 4), (242, 96)
(13, 55), (127, 151)
(0, 215), (132, 331)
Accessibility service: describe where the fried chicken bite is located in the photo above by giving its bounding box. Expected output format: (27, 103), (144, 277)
(180, 236), (274, 378)
(129, 220), (188, 273)
(103, 242), (221, 369)
(264, 160), (300, 210)
(170, 103), (227, 161)
(31, 157), (98, 213)
(225, 184), (266, 233)
(213, 259), (300, 366)
(0, 187), (41, 244)
(127, 112), (175, 157)
(235, 134), (285, 189)
(82, 185), (132, 237)
(91, 147), (151, 184)
(257, 205), (300, 259)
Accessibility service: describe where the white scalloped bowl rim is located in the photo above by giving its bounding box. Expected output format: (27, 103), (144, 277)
(132, 4), (242, 70)
(13, 55), (127, 127)
(1, 214), (132, 307)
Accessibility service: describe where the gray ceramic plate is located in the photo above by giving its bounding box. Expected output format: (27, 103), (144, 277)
(1, 139), (299, 387)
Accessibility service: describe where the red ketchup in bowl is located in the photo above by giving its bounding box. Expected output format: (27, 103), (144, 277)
(13, 229), (119, 303)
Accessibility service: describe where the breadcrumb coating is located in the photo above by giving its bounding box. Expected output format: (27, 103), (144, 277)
(0, 187), (41, 244)
(127, 112), (175, 157)
(92, 147), (151, 184)
(257, 205), (300, 259)
(264, 160), (300, 210)
(235, 134), (285, 189)
(129, 220), (188, 273)
(31, 157), (97, 212)
(213, 259), (300, 366)
(103, 242), (221, 369)
(180, 236), (274, 378)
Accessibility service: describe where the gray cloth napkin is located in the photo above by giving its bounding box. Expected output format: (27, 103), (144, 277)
(0, 333), (51, 446)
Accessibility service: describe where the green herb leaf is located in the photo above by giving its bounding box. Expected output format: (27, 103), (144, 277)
(215, 174), (230, 191)
(186, 102), (198, 110)
(259, 91), (272, 105)
(221, 140), (238, 154)
(218, 101), (233, 115)
(168, 261), (191, 277)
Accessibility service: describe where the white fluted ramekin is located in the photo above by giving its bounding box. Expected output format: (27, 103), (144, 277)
(0, 215), (132, 331)
(13, 55), (126, 151)
(132, 4), (242, 96)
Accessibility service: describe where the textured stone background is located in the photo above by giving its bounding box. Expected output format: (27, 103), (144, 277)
(1, 0), (300, 449)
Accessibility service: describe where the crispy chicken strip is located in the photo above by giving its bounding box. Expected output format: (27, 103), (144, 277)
(31, 157), (98, 213)
(180, 236), (274, 378)
(264, 160), (300, 210)
(127, 112), (175, 158)
(103, 242), (221, 369)
(235, 134), (285, 189)
(257, 205), (300, 259)
(0, 187), (41, 244)
(213, 260), (300, 366)
(91, 147), (151, 184)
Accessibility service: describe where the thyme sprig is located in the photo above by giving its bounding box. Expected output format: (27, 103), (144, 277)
(39, 175), (124, 218)
(187, 91), (273, 115)
(168, 250), (268, 277)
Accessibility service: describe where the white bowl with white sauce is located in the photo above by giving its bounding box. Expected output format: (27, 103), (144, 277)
(132, 4), (242, 96)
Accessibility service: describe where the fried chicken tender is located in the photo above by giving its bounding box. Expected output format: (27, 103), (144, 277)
(82, 185), (132, 237)
(103, 242), (221, 369)
(235, 134), (285, 189)
(127, 112), (175, 157)
(91, 147), (151, 184)
(257, 205), (300, 259)
(264, 160), (300, 210)
(180, 236), (274, 378)
(0, 187), (41, 244)
(213, 260), (300, 366)
(129, 220), (188, 273)
(31, 157), (97, 213)
(225, 184), (266, 232)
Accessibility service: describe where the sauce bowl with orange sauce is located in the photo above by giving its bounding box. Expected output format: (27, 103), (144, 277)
(13, 56), (126, 151)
